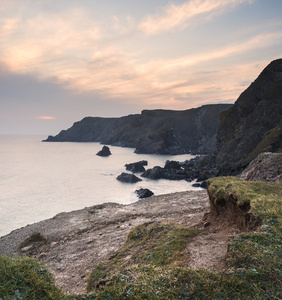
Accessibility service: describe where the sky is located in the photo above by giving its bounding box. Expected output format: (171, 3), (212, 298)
(0, 0), (282, 135)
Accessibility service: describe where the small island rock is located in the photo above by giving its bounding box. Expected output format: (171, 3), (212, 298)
(125, 160), (148, 173)
(135, 188), (154, 199)
(116, 172), (142, 183)
(96, 146), (111, 157)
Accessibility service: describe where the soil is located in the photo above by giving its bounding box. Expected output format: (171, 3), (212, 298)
(0, 190), (237, 296)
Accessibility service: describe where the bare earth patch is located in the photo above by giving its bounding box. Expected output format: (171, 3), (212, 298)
(0, 190), (234, 296)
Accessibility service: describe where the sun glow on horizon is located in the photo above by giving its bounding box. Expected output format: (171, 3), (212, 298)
(36, 116), (56, 120)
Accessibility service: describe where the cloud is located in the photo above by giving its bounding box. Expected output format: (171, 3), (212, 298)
(36, 116), (56, 120)
(138, 0), (255, 35)
(0, 6), (101, 74)
(1, 1), (281, 113)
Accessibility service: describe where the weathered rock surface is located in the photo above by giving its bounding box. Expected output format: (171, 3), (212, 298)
(43, 104), (232, 155)
(216, 59), (282, 175)
(125, 160), (148, 173)
(135, 188), (154, 199)
(96, 145), (111, 157)
(116, 172), (142, 183)
(238, 152), (282, 182)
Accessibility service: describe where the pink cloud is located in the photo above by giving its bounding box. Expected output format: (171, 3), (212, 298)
(36, 116), (55, 120)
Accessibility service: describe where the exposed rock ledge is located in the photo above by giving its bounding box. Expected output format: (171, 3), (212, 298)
(0, 191), (210, 295)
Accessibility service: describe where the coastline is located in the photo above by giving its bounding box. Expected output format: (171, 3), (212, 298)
(0, 190), (210, 295)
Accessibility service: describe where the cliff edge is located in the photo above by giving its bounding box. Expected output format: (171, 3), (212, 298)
(216, 59), (282, 175)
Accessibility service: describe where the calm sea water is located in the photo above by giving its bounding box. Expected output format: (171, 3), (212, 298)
(0, 135), (198, 237)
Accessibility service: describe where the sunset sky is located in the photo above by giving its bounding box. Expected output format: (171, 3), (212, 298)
(1, 0), (282, 135)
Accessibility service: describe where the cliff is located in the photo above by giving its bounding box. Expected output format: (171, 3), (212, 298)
(216, 59), (282, 175)
(43, 104), (232, 155)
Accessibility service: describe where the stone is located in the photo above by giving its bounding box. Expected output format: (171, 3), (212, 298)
(96, 146), (111, 157)
(164, 160), (182, 169)
(192, 183), (201, 188)
(125, 160), (148, 173)
(116, 172), (142, 183)
(19, 232), (47, 251)
(135, 188), (154, 199)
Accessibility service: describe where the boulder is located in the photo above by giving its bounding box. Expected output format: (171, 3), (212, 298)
(141, 166), (187, 180)
(164, 160), (182, 169)
(116, 172), (142, 183)
(135, 188), (154, 199)
(125, 160), (148, 173)
(96, 145), (111, 157)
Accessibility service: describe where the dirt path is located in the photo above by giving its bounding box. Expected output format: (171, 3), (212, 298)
(0, 190), (233, 296)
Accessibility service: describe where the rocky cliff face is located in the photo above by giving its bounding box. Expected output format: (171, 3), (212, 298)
(44, 104), (232, 155)
(216, 59), (282, 175)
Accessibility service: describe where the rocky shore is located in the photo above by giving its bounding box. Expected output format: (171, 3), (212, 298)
(0, 190), (215, 295)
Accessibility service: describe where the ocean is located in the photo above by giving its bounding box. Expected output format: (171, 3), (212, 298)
(0, 135), (199, 237)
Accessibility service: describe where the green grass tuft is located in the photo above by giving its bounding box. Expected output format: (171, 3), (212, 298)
(0, 255), (67, 300)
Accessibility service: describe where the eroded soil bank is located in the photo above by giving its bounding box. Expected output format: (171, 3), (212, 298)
(0, 190), (232, 295)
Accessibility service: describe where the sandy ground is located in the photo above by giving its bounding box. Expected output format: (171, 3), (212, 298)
(0, 190), (235, 296)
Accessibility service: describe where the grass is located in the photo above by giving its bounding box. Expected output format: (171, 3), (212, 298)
(1, 177), (281, 299)
(87, 222), (200, 292)
(0, 256), (67, 300)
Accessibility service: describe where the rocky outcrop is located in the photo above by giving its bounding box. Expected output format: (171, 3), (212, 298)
(125, 161), (148, 173)
(141, 156), (218, 183)
(238, 152), (282, 182)
(216, 59), (282, 175)
(116, 173), (142, 183)
(43, 104), (232, 155)
(96, 145), (111, 157)
(141, 165), (187, 180)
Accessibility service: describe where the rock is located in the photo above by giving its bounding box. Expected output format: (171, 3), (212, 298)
(216, 59), (282, 175)
(96, 145), (111, 157)
(164, 160), (182, 169)
(19, 232), (47, 251)
(20, 245), (34, 252)
(238, 152), (282, 182)
(141, 166), (163, 180)
(125, 161), (148, 173)
(141, 166), (186, 180)
(192, 183), (201, 188)
(116, 172), (142, 183)
(200, 181), (208, 189)
(135, 188), (154, 199)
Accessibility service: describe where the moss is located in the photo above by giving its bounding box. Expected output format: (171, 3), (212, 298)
(0, 255), (67, 300)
